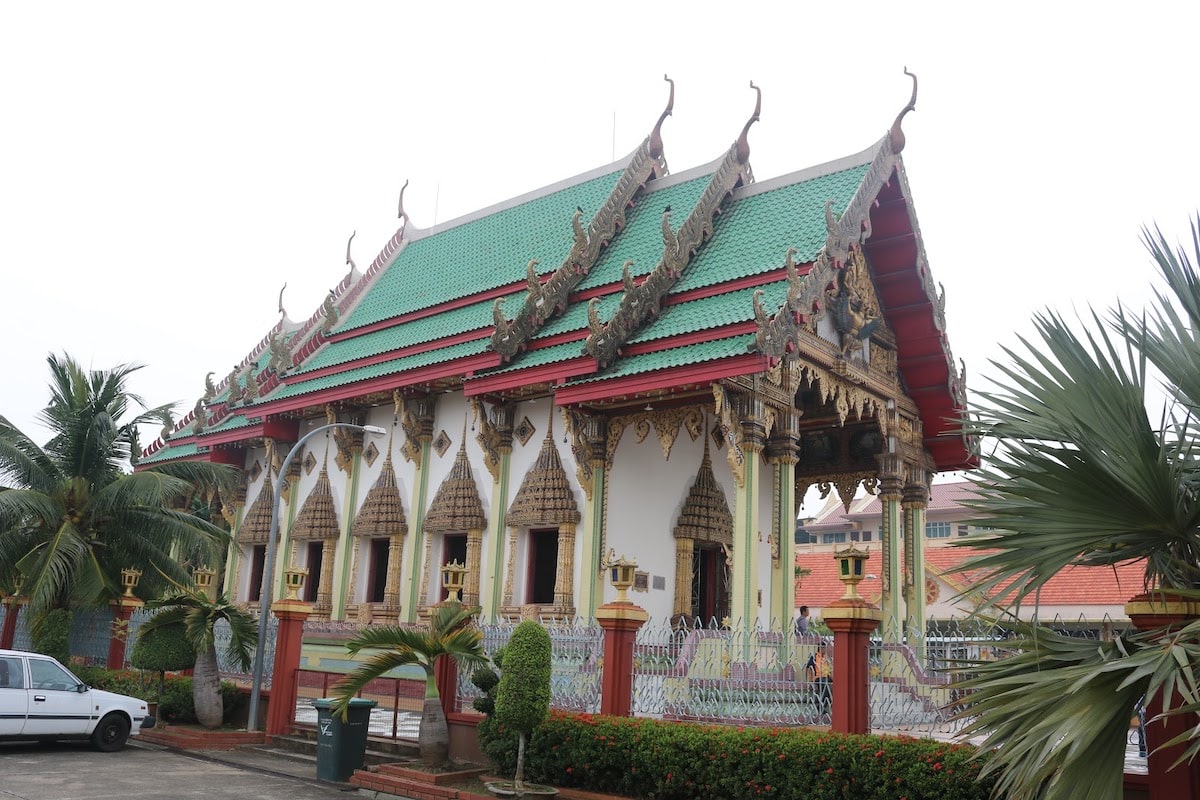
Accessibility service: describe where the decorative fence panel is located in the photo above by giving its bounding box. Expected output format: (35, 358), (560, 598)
(215, 614), (277, 686)
(69, 607), (116, 665)
(455, 616), (603, 715)
(630, 618), (832, 727)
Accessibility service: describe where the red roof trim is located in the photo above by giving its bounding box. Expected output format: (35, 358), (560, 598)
(554, 352), (767, 405)
(465, 355), (598, 396)
(292, 328), (492, 384)
(328, 280), (532, 342)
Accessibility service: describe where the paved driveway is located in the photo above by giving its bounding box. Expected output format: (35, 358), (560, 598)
(0, 741), (353, 800)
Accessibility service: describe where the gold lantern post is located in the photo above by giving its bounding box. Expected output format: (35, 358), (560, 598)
(833, 545), (870, 601)
(283, 567), (309, 601)
(607, 554), (638, 604)
(441, 559), (467, 603)
(120, 568), (142, 599)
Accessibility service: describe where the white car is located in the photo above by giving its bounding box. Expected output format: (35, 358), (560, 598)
(0, 649), (153, 751)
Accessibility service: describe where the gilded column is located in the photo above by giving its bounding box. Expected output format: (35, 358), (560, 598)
(402, 397), (437, 623)
(464, 527), (483, 607)
(383, 533), (403, 614)
(673, 537), (694, 620)
(553, 522), (576, 614)
(765, 413), (800, 629)
(502, 527), (519, 608)
(902, 469), (930, 638)
(418, 535), (434, 609)
(877, 453), (905, 641)
(276, 453), (302, 602)
(313, 538), (337, 619)
(333, 428), (366, 620)
(480, 403), (515, 622)
(575, 414), (608, 618)
(729, 391), (765, 630)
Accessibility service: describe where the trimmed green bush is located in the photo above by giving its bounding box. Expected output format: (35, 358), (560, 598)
(492, 620), (550, 786)
(130, 621), (196, 672)
(72, 666), (241, 725)
(507, 711), (996, 800)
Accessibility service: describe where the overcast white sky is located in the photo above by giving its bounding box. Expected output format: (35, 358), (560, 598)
(3, 3), (1198, 468)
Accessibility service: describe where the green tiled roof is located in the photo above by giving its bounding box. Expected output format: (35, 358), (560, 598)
(272, 338), (488, 399)
(340, 169), (624, 332)
(627, 282), (789, 345)
(563, 333), (757, 385)
(139, 441), (201, 464)
(298, 299), (495, 374)
(204, 413), (256, 435)
(674, 163), (870, 294)
(575, 173), (713, 292)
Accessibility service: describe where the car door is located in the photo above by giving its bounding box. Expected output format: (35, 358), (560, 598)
(22, 656), (91, 737)
(0, 655), (28, 735)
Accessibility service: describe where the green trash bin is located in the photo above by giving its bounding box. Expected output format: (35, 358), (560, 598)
(312, 698), (377, 781)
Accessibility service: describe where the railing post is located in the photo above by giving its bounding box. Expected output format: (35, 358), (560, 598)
(108, 595), (144, 670)
(823, 599), (881, 735)
(265, 597), (312, 737)
(595, 601), (648, 717)
(1126, 593), (1200, 800)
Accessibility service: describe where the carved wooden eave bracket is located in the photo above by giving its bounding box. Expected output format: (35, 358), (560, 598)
(585, 81), (761, 370)
(490, 76), (675, 361)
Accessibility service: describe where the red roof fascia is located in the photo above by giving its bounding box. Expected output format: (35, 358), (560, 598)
(292, 328), (494, 384)
(465, 355), (598, 396)
(554, 352), (767, 405)
(193, 417), (300, 448)
(326, 282), (527, 343)
(254, 351), (499, 416)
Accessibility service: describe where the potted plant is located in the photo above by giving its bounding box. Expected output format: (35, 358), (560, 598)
(485, 619), (556, 798)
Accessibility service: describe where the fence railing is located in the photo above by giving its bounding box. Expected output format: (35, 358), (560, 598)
(629, 617), (833, 727)
(455, 616), (604, 715)
(292, 667), (424, 741)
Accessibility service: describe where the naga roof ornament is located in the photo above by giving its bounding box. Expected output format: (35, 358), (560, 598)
(584, 81), (761, 369)
(490, 75), (674, 361)
(396, 179), (411, 231)
(752, 70), (917, 364)
(344, 230), (357, 283)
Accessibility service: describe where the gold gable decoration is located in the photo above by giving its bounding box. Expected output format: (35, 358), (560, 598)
(507, 429), (581, 528)
(423, 440), (487, 533)
(237, 480), (274, 545)
(353, 451), (408, 538)
(672, 439), (733, 546)
(291, 465), (340, 541)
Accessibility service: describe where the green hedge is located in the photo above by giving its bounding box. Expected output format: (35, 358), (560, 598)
(495, 711), (996, 800)
(74, 666), (242, 726)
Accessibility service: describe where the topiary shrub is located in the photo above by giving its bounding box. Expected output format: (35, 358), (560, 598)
(31, 608), (72, 665)
(130, 620), (196, 704)
(157, 676), (242, 725)
(491, 619), (551, 792)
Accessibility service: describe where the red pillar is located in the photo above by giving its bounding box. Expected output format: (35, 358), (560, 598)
(1127, 593), (1200, 800)
(265, 598), (312, 737)
(822, 599), (881, 735)
(0, 597), (23, 650)
(435, 654), (458, 718)
(595, 602), (648, 717)
(107, 596), (144, 670)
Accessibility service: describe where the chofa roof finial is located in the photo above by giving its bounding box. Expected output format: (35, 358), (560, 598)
(397, 179), (411, 227)
(277, 283), (288, 320)
(889, 68), (918, 154)
(736, 80), (761, 164)
(649, 74), (675, 160)
(345, 230), (357, 276)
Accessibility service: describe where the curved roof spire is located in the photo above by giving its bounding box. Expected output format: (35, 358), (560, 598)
(649, 74), (675, 161)
(397, 179), (411, 227)
(735, 80), (761, 164)
(277, 283), (288, 320)
(345, 230), (357, 275)
(889, 68), (918, 154)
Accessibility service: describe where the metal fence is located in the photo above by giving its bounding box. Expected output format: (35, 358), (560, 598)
(630, 618), (833, 727)
(455, 616), (604, 715)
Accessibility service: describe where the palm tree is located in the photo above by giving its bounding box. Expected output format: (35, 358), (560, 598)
(331, 602), (487, 767)
(136, 581), (258, 729)
(0, 354), (234, 616)
(955, 219), (1200, 800)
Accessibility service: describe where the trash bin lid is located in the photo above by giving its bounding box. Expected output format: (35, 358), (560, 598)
(346, 698), (378, 709)
(311, 698), (333, 709)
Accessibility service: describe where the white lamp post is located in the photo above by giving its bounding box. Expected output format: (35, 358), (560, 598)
(246, 422), (386, 731)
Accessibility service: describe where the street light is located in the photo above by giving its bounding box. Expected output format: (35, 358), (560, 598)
(246, 422), (386, 731)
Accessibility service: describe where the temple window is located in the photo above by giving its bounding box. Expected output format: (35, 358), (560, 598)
(366, 538), (390, 604)
(525, 528), (559, 605)
(926, 521), (952, 539)
(247, 545), (266, 602)
(439, 533), (468, 601)
(302, 541), (323, 603)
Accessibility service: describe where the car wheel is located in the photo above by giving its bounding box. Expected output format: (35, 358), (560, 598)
(91, 713), (131, 752)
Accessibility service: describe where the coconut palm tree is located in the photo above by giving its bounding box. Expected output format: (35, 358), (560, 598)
(136, 581), (258, 729)
(0, 354), (234, 616)
(331, 602), (486, 767)
(955, 219), (1200, 800)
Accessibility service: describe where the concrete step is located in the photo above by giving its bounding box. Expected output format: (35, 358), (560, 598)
(267, 730), (420, 766)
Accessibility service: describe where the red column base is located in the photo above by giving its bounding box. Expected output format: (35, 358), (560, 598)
(595, 602), (648, 717)
(107, 597), (144, 670)
(265, 599), (313, 737)
(822, 599), (881, 735)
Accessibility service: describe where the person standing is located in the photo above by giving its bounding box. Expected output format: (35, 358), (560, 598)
(795, 605), (811, 636)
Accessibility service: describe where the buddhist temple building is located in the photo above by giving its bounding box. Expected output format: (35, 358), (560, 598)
(138, 73), (974, 633)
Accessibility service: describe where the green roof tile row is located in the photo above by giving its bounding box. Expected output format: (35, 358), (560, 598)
(563, 333), (757, 385)
(139, 441), (201, 464)
(271, 338), (488, 399)
(627, 281), (790, 345)
(339, 170), (623, 332)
